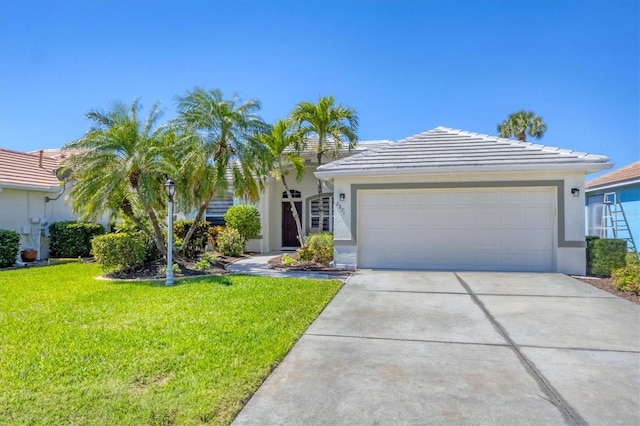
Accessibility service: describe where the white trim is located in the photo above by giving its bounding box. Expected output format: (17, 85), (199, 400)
(0, 183), (60, 192)
(315, 163), (612, 179)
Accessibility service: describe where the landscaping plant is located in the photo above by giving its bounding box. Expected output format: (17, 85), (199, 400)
(216, 227), (244, 257)
(223, 205), (261, 245)
(589, 238), (627, 277)
(173, 219), (210, 258)
(0, 229), (20, 268)
(91, 233), (146, 272)
(49, 221), (105, 258)
(612, 264), (640, 294)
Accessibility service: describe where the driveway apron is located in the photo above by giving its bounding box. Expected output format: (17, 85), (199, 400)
(233, 271), (640, 425)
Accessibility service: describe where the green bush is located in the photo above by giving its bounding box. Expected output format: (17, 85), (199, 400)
(216, 227), (244, 257)
(585, 236), (600, 275)
(136, 231), (162, 262)
(306, 232), (334, 265)
(611, 265), (640, 294)
(49, 221), (105, 258)
(173, 219), (210, 258)
(91, 233), (146, 272)
(590, 238), (627, 277)
(0, 229), (20, 268)
(281, 253), (294, 266)
(208, 225), (225, 248)
(223, 205), (260, 244)
(297, 245), (314, 262)
(195, 253), (218, 271)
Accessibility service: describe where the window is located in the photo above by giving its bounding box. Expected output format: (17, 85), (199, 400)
(310, 195), (333, 232)
(206, 193), (233, 226)
(282, 190), (301, 199)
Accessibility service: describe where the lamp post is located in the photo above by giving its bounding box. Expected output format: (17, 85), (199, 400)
(164, 179), (175, 286)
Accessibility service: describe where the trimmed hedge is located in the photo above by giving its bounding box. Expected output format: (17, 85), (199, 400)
(174, 219), (210, 258)
(223, 205), (260, 243)
(590, 238), (627, 277)
(49, 221), (105, 258)
(585, 236), (600, 275)
(91, 233), (146, 272)
(0, 229), (20, 268)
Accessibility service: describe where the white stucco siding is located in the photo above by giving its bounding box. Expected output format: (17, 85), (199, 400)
(0, 187), (82, 260)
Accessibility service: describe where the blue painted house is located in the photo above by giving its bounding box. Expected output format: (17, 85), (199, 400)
(585, 161), (640, 253)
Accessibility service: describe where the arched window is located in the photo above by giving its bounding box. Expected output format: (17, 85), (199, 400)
(282, 190), (301, 199)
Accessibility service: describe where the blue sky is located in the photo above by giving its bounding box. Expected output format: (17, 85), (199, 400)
(0, 0), (638, 177)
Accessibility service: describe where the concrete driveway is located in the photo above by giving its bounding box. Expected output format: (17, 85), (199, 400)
(233, 271), (640, 425)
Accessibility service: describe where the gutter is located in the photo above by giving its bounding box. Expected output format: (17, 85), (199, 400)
(585, 178), (640, 194)
(315, 162), (613, 180)
(0, 182), (60, 192)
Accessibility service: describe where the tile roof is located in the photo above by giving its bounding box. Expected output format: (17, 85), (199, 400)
(0, 149), (62, 190)
(585, 161), (640, 189)
(315, 126), (611, 178)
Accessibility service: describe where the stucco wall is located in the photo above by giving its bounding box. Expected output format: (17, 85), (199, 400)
(0, 186), (80, 260)
(331, 170), (588, 275)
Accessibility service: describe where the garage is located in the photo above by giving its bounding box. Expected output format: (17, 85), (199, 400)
(358, 187), (555, 271)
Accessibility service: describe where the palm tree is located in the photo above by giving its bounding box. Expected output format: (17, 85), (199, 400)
(173, 87), (270, 250)
(290, 96), (358, 230)
(63, 99), (173, 255)
(259, 119), (306, 246)
(497, 110), (547, 141)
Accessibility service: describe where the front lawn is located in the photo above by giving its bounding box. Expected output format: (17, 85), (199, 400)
(0, 263), (341, 425)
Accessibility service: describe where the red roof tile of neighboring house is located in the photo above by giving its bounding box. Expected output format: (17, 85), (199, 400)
(0, 148), (62, 190)
(586, 161), (640, 189)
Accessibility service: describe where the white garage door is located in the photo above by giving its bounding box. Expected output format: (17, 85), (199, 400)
(358, 187), (555, 271)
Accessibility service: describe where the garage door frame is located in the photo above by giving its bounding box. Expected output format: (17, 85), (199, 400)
(336, 180), (579, 271)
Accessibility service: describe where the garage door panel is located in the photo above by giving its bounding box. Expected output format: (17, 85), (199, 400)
(358, 188), (554, 271)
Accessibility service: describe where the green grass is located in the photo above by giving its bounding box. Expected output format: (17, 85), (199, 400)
(0, 263), (342, 425)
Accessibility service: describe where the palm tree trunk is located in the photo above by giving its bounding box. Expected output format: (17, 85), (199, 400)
(122, 197), (166, 256)
(282, 174), (304, 246)
(147, 208), (168, 257)
(180, 193), (213, 253)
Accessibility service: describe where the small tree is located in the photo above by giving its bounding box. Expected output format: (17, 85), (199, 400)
(223, 205), (260, 244)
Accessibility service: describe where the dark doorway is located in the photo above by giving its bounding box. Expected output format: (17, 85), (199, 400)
(282, 201), (302, 247)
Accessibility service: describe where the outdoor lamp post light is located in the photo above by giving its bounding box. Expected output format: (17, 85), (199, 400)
(164, 179), (176, 286)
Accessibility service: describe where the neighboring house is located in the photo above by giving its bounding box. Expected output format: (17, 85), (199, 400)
(0, 148), (79, 260)
(585, 161), (640, 251)
(309, 126), (610, 275)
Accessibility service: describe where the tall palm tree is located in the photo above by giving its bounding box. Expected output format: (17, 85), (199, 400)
(259, 119), (306, 246)
(290, 96), (358, 230)
(63, 99), (173, 255)
(497, 110), (547, 141)
(173, 87), (270, 250)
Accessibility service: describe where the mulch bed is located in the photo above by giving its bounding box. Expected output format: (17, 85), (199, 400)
(268, 253), (355, 275)
(574, 276), (639, 305)
(105, 253), (248, 280)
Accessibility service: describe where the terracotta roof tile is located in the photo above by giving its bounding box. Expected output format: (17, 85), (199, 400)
(585, 161), (640, 189)
(0, 149), (62, 189)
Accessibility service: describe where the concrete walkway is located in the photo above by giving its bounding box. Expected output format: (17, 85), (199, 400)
(226, 253), (351, 280)
(233, 270), (640, 425)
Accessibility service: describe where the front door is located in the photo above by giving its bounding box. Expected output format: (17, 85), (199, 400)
(282, 201), (302, 247)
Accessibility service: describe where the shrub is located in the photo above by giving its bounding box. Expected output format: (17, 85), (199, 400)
(281, 254), (294, 266)
(91, 233), (146, 272)
(208, 226), (225, 248)
(306, 232), (334, 265)
(49, 221), (105, 258)
(585, 236), (600, 275)
(590, 238), (627, 277)
(297, 245), (314, 262)
(216, 228), (244, 257)
(223, 205), (260, 244)
(0, 229), (20, 268)
(195, 253), (218, 270)
(173, 219), (210, 258)
(611, 265), (640, 294)
(137, 231), (162, 262)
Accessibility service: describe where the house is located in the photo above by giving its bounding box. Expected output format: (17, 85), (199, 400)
(585, 161), (640, 251)
(0, 148), (79, 260)
(303, 126), (610, 275)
